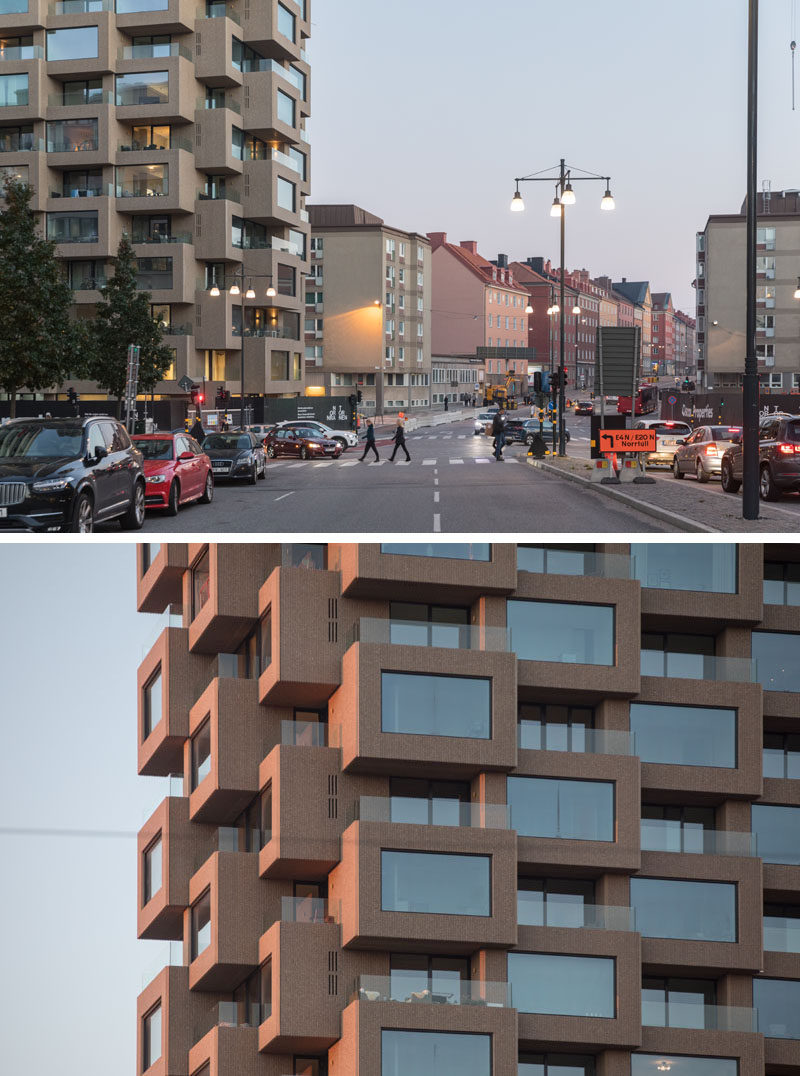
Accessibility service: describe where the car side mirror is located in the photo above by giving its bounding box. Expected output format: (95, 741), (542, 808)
(177, 451), (193, 462)
(93, 444), (108, 462)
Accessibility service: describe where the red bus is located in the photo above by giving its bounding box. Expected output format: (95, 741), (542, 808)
(617, 385), (657, 415)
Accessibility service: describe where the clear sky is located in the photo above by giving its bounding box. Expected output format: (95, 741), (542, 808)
(0, 544), (171, 1076)
(307, 0), (800, 312)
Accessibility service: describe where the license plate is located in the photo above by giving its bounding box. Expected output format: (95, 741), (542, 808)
(0, 508), (6, 518)
(212, 463), (228, 470)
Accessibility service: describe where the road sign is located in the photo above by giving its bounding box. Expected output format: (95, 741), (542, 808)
(667, 394), (677, 406)
(178, 374), (195, 393)
(598, 428), (657, 453)
(595, 327), (641, 396)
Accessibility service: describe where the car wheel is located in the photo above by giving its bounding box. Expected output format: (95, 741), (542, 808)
(199, 473), (213, 504)
(300, 446), (309, 460)
(248, 464), (257, 485)
(696, 459), (709, 484)
(672, 456), (684, 479)
(525, 435), (534, 446)
(166, 480), (180, 516)
(120, 481), (146, 530)
(760, 464), (780, 501)
(68, 490), (94, 533)
(267, 445), (276, 458)
(334, 437), (347, 452)
(721, 460), (741, 493)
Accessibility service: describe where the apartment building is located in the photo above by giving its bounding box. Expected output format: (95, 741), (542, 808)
(697, 190), (800, 391)
(304, 205), (432, 414)
(136, 541), (800, 1076)
(0, 0), (310, 408)
(612, 280), (653, 371)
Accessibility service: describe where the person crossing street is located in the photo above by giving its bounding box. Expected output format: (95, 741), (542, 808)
(491, 410), (506, 461)
(389, 420), (411, 462)
(359, 418), (380, 462)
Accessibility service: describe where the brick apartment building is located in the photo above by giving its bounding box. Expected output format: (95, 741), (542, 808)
(0, 0), (310, 410)
(136, 541), (800, 1076)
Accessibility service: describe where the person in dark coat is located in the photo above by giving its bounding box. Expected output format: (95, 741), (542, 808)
(444, 396), (449, 411)
(359, 418), (380, 461)
(190, 416), (205, 443)
(389, 420), (410, 462)
(491, 410), (506, 461)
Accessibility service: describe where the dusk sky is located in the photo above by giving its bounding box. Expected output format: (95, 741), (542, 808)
(308, 0), (800, 313)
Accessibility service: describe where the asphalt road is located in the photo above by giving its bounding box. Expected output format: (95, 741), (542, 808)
(133, 416), (678, 534)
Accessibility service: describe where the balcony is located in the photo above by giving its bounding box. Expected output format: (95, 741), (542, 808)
(347, 796), (510, 830)
(137, 542), (187, 612)
(188, 544), (281, 653)
(280, 718), (327, 746)
(517, 546), (632, 579)
(119, 42), (192, 61)
(50, 0), (111, 10)
(352, 975), (510, 1007)
(280, 895), (334, 923)
(140, 603), (183, 655)
(518, 900), (635, 931)
(195, 92), (240, 114)
(114, 0), (198, 34)
(640, 650), (757, 682)
(200, 1), (241, 23)
(47, 90), (114, 107)
(643, 1002), (757, 1033)
(141, 939), (183, 989)
(518, 723), (635, 756)
(346, 617), (510, 652)
(764, 916), (800, 953)
(0, 44), (43, 59)
(640, 820), (756, 857)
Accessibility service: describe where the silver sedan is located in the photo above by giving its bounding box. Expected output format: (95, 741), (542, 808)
(672, 425), (741, 483)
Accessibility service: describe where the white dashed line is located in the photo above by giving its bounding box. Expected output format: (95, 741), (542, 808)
(450, 459), (464, 465)
(433, 512), (441, 531)
(313, 461), (334, 467)
(340, 461), (359, 467)
(434, 491), (440, 503)
(274, 492), (294, 501)
(422, 459), (436, 465)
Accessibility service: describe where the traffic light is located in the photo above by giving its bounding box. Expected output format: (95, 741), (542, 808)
(348, 394), (356, 408)
(533, 371), (542, 393)
(191, 388), (205, 407)
(356, 389), (363, 403)
(66, 387), (80, 415)
(550, 370), (561, 392)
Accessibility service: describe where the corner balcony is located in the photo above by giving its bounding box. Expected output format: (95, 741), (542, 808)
(114, 0), (197, 34)
(352, 974), (510, 1007)
(240, 0), (307, 63)
(187, 1023), (276, 1076)
(188, 543), (281, 653)
(137, 542), (188, 612)
(194, 12), (242, 87)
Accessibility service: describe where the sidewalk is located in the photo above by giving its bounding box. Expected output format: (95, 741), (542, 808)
(527, 454), (800, 533)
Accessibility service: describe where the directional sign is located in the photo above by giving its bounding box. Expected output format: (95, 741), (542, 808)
(178, 374), (195, 393)
(598, 428), (657, 453)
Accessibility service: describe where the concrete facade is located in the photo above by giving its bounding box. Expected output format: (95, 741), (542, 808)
(135, 541), (800, 1076)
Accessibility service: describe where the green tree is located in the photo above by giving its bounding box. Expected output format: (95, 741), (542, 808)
(89, 233), (173, 417)
(0, 176), (84, 418)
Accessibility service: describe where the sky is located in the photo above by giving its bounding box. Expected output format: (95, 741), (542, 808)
(306, 0), (800, 313)
(0, 544), (173, 1076)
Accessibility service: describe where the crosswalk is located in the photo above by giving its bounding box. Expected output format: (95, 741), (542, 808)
(268, 456), (527, 468)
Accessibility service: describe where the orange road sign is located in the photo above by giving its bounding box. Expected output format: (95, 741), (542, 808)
(598, 428), (657, 452)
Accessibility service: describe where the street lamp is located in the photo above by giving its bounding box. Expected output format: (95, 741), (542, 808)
(794, 276), (800, 300)
(510, 158), (614, 455)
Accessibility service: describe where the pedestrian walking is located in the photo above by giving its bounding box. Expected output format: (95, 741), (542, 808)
(389, 420), (410, 462)
(190, 416), (205, 443)
(444, 396), (449, 411)
(359, 418), (380, 461)
(491, 410), (506, 461)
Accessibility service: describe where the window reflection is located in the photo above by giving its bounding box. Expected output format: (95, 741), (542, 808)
(752, 631), (800, 692)
(191, 889), (211, 960)
(381, 671), (491, 739)
(754, 977), (800, 1038)
(381, 850), (490, 916)
(508, 953), (615, 1017)
(191, 717), (211, 790)
(629, 703), (736, 768)
(752, 804), (800, 865)
(507, 776), (614, 842)
(631, 543), (737, 592)
(143, 666), (162, 738)
(630, 878), (737, 941)
(381, 1030), (490, 1076)
(192, 548), (210, 619)
(508, 599), (615, 666)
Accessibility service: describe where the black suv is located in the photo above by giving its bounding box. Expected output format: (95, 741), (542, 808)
(720, 413), (800, 500)
(0, 416), (146, 532)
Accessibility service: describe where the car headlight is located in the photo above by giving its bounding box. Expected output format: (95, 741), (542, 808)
(32, 478), (71, 492)
(148, 474), (167, 484)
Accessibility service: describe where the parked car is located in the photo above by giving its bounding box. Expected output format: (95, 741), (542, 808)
(671, 425), (741, 483)
(269, 419), (358, 450)
(132, 432), (214, 514)
(720, 413), (800, 499)
(574, 400), (594, 416)
(474, 411), (498, 435)
(202, 431), (267, 483)
(632, 418), (692, 467)
(264, 426), (344, 460)
(0, 415), (145, 532)
(504, 418), (570, 445)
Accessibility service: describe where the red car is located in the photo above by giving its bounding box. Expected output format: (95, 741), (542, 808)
(264, 426), (344, 460)
(131, 432), (214, 515)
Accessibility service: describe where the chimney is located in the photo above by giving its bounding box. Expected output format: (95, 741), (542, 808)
(426, 231), (446, 250)
(496, 253), (508, 268)
(622, 276), (627, 283)
(525, 256), (545, 274)
(460, 241), (479, 255)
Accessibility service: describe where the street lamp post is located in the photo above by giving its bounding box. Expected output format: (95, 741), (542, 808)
(742, 0), (760, 519)
(511, 160), (614, 456)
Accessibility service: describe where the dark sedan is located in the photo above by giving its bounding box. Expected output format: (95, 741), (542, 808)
(0, 416), (145, 532)
(574, 400), (594, 416)
(202, 432), (267, 484)
(504, 418), (570, 445)
(721, 413), (800, 499)
(264, 426), (344, 460)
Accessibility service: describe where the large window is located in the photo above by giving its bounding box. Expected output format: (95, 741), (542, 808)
(143, 835), (162, 905)
(381, 850), (490, 916)
(276, 1), (295, 40)
(143, 666), (162, 738)
(276, 175), (295, 211)
(763, 561), (800, 605)
(641, 805), (715, 853)
(142, 1003), (162, 1070)
(115, 71), (168, 107)
(630, 878), (737, 942)
(519, 1056), (595, 1076)
(631, 1057), (737, 1076)
(190, 888), (211, 960)
(0, 73), (27, 107)
(642, 977), (716, 1028)
(191, 716), (211, 790)
(116, 163), (168, 198)
(507, 776), (614, 841)
(231, 959), (271, 1025)
(136, 257), (172, 290)
(117, 0), (168, 10)
(382, 1030), (490, 1076)
(46, 118), (98, 153)
(752, 804), (800, 865)
(507, 599), (614, 665)
(508, 953), (615, 1017)
(629, 703), (736, 768)
(380, 543), (490, 560)
(752, 631), (800, 692)
(630, 543), (737, 592)
(46, 26), (98, 60)
(753, 977), (800, 1038)
(0, 0), (29, 12)
(277, 88), (296, 127)
(381, 671), (491, 739)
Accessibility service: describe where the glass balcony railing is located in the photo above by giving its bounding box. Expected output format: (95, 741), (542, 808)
(51, 184), (114, 199)
(518, 723), (635, 756)
(299, 128), (309, 143)
(280, 895), (334, 923)
(200, 1), (241, 23)
(47, 140), (99, 153)
(764, 917), (800, 953)
(0, 134), (43, 152)
(48, 91), (114, 106)
(642, 1002), (757, 1033)
(346, 617), (509, 652)
(71, 275), (107, 290)
(140, 939), (183, 989)
(119, 42), (192, 60)
(196, 94), (241, 114)
(119, 137), (193, 152)
(281, 718), (327, 746)
(347, 796), (509, 830)
(197, 187), (242, 202)
(640, 650), (757, 683)
(640, 820), (757, 857)
(299, 208), (309, 222)
(140, 772), (183, 819)
(161, 322), (193, 336)
(0, 44), (43, 60)
(51, 0), (110, 11)
(517, 547), (632, 579)
(763, 577), (800, 606)
(352, 975), (510, 1007)
(217, 999), (270, 1028)
(133, 232), (193, 244)
(232, 326), (299, 340)
(267, 147), (300, 172)
(217, 825), (267, 853)
(140, 604), (182, 654)
(517, 900), (635, 931)
(209, 651), (260, 681)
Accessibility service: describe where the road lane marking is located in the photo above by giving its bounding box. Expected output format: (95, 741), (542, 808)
(288, 462), (305, 468)
(433, 512), (441, 531)
(434, 491), (440, 503)
(423, 459), (436, 465)
(434, 478), (439, 486)
(475, 458), (489, 463)
(340, 461), (359, 467)
(274, 492), (295, 501)
(450, 459), (464, 464)
(367, 460), (386, 465)
(313, 461), (334, 467)
(393, 461), (411, 466)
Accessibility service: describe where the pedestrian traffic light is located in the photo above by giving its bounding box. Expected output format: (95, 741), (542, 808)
(191, 388), (205, 407)
(357, 389), (363, 403)
(533, 372), (542, 393)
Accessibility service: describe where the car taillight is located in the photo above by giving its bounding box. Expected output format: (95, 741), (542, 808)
(705, 445), (721, 456)
(778, 443), (800, 455)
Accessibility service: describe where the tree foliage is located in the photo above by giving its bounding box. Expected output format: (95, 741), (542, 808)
(88, 233), (173, 415)
(0, 176), (84, 418)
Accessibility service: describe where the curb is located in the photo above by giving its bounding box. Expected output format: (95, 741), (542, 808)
(527, 458), (717, 533)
